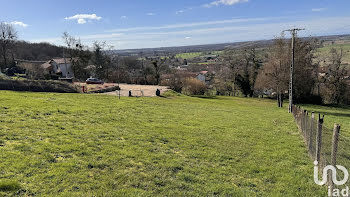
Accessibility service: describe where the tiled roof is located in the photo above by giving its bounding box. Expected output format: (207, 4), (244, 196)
(52, 58), (72, 64)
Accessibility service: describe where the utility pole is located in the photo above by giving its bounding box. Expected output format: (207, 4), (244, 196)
(117, 56), (121, 100)
(283, 28), (305, 113)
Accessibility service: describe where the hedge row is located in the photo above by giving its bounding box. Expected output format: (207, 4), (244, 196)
(0, 80), (79, 93)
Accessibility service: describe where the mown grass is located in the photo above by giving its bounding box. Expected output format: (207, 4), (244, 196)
(0, 91), (326, 196)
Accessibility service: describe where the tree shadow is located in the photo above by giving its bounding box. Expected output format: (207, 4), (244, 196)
(190, 95), (218, 99)
(314, 111), (350, 118)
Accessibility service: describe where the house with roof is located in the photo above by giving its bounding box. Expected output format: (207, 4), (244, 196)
(41, 58), (74, 79)
(196, 71), (209, 83)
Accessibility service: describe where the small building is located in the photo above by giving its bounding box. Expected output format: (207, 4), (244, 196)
(42, 58), (74, 79)
(196, 71), (209, 83)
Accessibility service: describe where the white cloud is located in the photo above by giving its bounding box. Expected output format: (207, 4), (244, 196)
(312, 8), (327, 12)
(121, 16), (128, 19)
(147, 13), (156, 16)
(176, 10), (185, 14)
(65, 14), (102, 24)
(30, 16), (350, 50)
(5, 21), (28, 27)
(176, 8), (193, 15)
(77, 18), (86, 24)
(80, 33), (124, 40)
(204, 0), (248, 8)
(107, 17), (273, 33)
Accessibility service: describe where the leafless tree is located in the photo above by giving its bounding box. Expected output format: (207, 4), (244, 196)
(256, 36), (289, 107)
(150, 57), (169, 85)
(0, 22), (17, 71)
(62, 32), (93, 80)
(323, 48), (349, 104)
(220, 47), (263, 97)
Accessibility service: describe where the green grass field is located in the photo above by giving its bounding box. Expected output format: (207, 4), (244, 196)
(300, 104), (350, 135)
(299, 104), (350, 182)
(0, 91), (327, 196)
(175, 52), (203, 59)
(175, 51), (222, 60)
(317, 43), (350, 66)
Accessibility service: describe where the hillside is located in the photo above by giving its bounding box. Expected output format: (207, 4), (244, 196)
(0, 91), (325, 196)
(114, 34), (350, 57)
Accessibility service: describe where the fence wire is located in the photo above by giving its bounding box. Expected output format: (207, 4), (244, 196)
(291, 105), (349, 189)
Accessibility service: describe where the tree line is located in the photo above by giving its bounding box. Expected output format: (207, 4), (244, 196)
(0, 23), (176, 85)
(1, 22), (349, 105)
(215, 34), (349, 105)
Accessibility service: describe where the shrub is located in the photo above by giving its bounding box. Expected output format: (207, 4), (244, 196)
(0, 79), (79, 93)
(182, 78), (207, 95)
(88, 86), (120, 94)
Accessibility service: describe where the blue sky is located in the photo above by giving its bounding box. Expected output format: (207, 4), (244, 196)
(1, 0), (350, 49)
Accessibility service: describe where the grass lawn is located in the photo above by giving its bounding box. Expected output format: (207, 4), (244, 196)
(0, 91), (326, 196)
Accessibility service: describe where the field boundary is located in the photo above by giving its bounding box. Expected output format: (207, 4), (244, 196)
(291, 104), (350, 189)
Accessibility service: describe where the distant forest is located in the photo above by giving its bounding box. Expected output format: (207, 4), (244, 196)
(13, 41), (64, 61)
(10, 34), (350, 61)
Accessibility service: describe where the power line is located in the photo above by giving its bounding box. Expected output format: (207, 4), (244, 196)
(283, 28), (305, 113)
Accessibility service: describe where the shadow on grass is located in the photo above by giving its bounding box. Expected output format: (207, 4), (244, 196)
(302, 104), (350, 118)
(322, 104), (350, 110)
(312, 111), (350, 118)
(0, 180), (20, 192)
(190, 95), (218, 99)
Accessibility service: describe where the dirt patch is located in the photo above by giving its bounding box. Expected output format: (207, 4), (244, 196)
(104, 84), (169, 97)
(74, 83), (169, 97)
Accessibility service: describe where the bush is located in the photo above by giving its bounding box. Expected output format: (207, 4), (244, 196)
(0, 79), (79, 93)
(88, 86), (120, 94)
(182, 78), (207, 95)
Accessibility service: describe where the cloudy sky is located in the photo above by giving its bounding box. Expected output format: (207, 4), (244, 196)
(1, 0), (350, 49)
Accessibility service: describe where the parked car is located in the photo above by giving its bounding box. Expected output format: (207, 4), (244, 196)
(86, 78), (104, 85)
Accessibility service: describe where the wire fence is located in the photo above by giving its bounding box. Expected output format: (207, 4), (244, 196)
(291, 104), (348, 189)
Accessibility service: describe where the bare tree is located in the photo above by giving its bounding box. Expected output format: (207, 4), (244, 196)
(293, 37), (319, 103)
(92, 41), (114, 81)
(221, 47), (263, 97)
(256, 36), (289, 107)
(323, 48), (348, 104)
(220, 50), (240, 96)
(0, 22), (17, 71)
(150, 57), (168, 85)
(62, 32), (79, 61)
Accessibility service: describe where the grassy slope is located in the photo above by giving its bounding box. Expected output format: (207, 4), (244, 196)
(300, 104), (350, 135)
(0, 91), (325, 196)
(299, 104), (350, 179)
(317, 43), (350, 65)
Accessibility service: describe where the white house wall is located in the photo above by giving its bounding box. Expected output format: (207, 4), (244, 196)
(58, 63), (74, 78)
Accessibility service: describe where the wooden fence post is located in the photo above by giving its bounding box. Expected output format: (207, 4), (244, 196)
(303, 110), (308, 136)
(315, 114), (324, 163)
(329, 124), (341, 190)
(301, 109), (304, 132)
(305, 111), (309, 138)
(309, 112), (314, 155)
